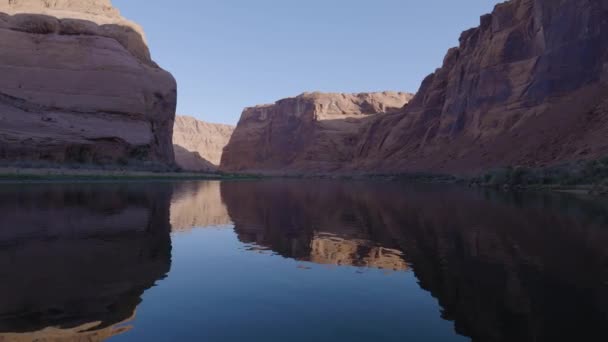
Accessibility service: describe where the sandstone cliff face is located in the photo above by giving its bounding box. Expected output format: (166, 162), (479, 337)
(220, 92), (413, 173)
(0, 0), (177, 168)
(355, 0), (608, 174)
(173, 116), (234, 172)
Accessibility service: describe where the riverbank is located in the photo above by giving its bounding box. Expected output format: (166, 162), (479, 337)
(0, 165), (606, 196)
(0, 167), (260, 181)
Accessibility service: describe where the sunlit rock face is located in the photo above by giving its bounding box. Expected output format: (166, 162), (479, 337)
(0, 0), (177, 168)
(221, 92), (413, 174)
(0, 183), (172, 340)
(354, 0), (608, 174)
(173, 116), (235, 172)
(170, 181), (232, 231)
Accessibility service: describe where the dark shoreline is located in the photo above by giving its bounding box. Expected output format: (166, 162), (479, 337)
(0, 167), (261, 182)
(0, 165), (605, 196)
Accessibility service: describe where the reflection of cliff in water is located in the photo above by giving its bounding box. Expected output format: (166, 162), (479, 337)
(221, 180), (608, 341)
(170, 181), (232, 232)
(0, 183), (173, 341)
(221, 181), (410, 271)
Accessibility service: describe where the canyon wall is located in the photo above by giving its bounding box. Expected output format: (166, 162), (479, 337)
(223, 0), (608, 175)
(354, 0), (608, 174)
(220, 92), (413, 173)
(173, 116), (234, 172)
(0, 0), (177, 169)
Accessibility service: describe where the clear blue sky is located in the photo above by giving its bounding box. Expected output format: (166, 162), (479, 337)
(113, 0), (497, 125)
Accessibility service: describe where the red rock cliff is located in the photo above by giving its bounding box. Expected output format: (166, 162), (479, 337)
(355, 0), (608, 174)
(0, 0), (177, 168)
(221, 92), (413, 173)
(223, 0), (608, 175)
(173, 115), (234, 172)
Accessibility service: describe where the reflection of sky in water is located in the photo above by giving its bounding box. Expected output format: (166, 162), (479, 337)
(1, 180), (607, 341)
(115, 228), (464, 342)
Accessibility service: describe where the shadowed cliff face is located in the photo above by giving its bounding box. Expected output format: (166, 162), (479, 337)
(355, 0), (608, 174)
(0, 1), (177, 168)
(220, 180), (608, 341)
(223, 0), (608, 175)
(0, 183), (172, 341)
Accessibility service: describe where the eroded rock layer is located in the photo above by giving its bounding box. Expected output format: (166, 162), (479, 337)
(220, 92), (413, 173)
(173, 116), (234, 172)
(355, 0), (608, 174)
(0, 0), (177, 168)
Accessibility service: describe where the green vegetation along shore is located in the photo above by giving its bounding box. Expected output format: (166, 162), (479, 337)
(0, 167), (261, 181)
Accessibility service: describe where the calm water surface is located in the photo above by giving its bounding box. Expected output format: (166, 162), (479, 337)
(0, 180), (607, 342)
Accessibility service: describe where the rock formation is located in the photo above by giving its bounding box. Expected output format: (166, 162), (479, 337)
(223, 0), (608, 175)
(0, 0), (177, 169)
(173, 115), (234, 172)
(220, 92), (413, 173)
(355, 0), (608, 174)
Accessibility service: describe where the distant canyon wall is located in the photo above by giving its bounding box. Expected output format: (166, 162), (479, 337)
(173, 116), (234, 172)
(353, 0), (608, 174)
(222, 0), (608, 175)
(221, 92), (413, 173)
(0, 0), (177, 169)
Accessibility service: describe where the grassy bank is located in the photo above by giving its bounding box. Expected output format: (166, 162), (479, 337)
(2, 159), (608, 196)
(469, 159), (608, 195)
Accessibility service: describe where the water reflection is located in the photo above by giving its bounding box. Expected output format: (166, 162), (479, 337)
(220, 180), (608, 341)
(0, 183), (172, 341)
(0, 180), (606, 341)
(170, 181), (231, 232)
(221, 181), (409, 271)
